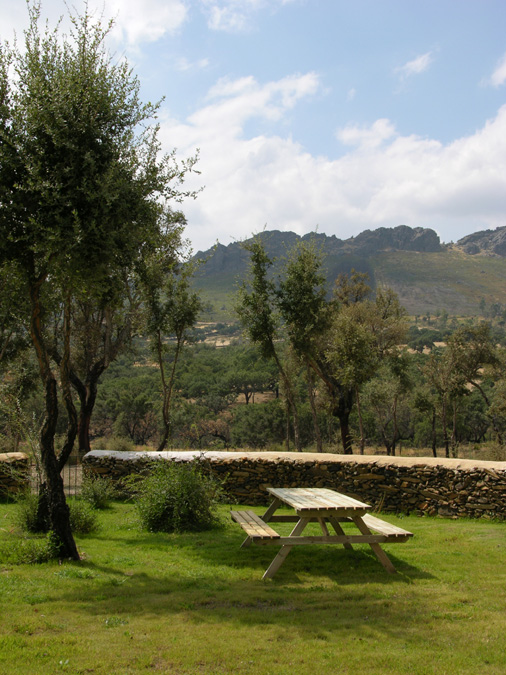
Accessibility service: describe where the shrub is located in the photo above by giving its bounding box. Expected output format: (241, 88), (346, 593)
(14, 491), (42, 533)
(81, 475), (117, 509)
(135, 460), (222, 533)
(0, 532), (60, 564)
(15, 493), (99, 535)
(67, 499), (99, 534)
(107, 436), (135, 452)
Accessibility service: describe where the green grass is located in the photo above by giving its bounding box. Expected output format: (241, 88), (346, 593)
(0, 501), (505, 674)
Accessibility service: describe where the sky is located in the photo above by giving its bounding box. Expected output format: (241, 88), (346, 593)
(2, 0), (506, 253)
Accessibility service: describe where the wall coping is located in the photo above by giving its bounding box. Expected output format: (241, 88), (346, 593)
(0, 452), (29, 463)
(84, 450), (506, 472)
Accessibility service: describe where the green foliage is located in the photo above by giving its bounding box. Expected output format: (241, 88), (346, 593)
(13, 492), (42, 534)
(0, 531), (60, 564)
(230, 399), (286, 448)
(135, 460), (222, 533)
(81, 475), (117, 509)
(106, 436), (136, 453)
(15, 493), (98, 535)
(67, 499), (99, 535)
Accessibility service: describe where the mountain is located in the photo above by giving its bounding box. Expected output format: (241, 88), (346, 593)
(192, 225), (506, 319)
(455, 227), (506, 257)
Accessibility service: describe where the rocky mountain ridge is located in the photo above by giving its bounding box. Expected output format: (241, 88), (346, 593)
(455, 226), (506, 257)
(194, 224), (443, 274)
(192, 225), (506, 317)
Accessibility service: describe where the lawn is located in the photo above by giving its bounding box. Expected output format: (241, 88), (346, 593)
(0, 501), (505, 675)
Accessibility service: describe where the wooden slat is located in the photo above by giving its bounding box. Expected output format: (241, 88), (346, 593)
(230, 510), (280, 540)
(266, 487), (370, 512)
(361, 514), (413, 539)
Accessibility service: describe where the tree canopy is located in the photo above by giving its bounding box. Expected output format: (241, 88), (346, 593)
(0, 3), (198, 558)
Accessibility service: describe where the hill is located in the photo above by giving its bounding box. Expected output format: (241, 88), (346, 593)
(192, 225), (506, 319)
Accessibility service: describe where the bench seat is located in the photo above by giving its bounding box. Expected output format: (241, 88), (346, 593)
(361, 514), (413, 540)
(230, 510), (280, 540)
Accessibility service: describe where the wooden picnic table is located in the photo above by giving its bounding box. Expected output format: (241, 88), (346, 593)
(231, 487), (413, 579)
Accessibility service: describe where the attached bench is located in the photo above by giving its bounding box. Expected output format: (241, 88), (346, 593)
(360, 514), (413, 541)
(230, 510), (280, 547)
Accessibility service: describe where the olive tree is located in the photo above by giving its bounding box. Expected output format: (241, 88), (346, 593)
(0, 4), (197, 557)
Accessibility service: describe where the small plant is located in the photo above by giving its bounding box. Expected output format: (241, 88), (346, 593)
(135, 460), (223, 533)
(14, 491), (43, 533)
(67, 499), (99, 535)
(81, 475), (117, 509)
(0, 531), (60, 564)
(15, 492), (99, 535)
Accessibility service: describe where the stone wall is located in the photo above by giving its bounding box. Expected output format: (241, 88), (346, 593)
(0, 452), (30, 498)
(82, 450), (506, 520)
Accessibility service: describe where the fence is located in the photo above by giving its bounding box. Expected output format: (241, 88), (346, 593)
(30, 459), (83, 497)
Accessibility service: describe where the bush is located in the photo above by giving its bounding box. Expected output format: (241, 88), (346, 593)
(15, 493), (99, 535)
(135, 460), (222, 533)
(81, 475), (117, 509)
(107, 436), (135, 452)
(14, 491), (42, 533)
(0, 532), (60, 564)
(68, 499), (99, 534)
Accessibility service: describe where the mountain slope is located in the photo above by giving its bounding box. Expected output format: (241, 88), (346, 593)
(192, 225), (506, 318)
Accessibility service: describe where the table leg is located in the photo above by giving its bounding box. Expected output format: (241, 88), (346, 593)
(262, 497), (282, 522)
(262, 517), (310, 580)
(351, 516), (397, 574)
(328, 517), (354, 550)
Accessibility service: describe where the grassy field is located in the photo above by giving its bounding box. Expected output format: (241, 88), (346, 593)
(1, 501), (505, 675)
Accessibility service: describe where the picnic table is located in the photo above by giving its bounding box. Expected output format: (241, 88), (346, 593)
(231, 487), (413, 579)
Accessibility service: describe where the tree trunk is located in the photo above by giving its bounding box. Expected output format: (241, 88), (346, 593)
(441, 397), (450, 458)
(338, 410), (353, 454)
(355, 385), (365, 455)
(156, 331), (183, 452)
(30, 281), (80, 560)
(273, 351), (301, 451)
(451, 399), (458, 458)
(470, 379), (504, 446)
(431, 407), (437, 458)
(307, 363), (323, 452)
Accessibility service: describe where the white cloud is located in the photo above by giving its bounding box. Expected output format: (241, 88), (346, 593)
(337, 119), (396, 149)
(175, 56), (210, 72)
(346, 88), (356, 102)
(199, 0), (297, 32)
(395, 51), (434, 80)
(0, 0), (187, 48)
(158, 74), (506, 251)
(105, 0), (187, 45)
(489, 51), (506, 87)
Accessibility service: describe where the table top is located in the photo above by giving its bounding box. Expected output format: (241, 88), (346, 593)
(266, 487), (371, 514)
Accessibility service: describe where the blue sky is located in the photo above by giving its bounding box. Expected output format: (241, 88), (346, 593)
(3, 0), (506, 252)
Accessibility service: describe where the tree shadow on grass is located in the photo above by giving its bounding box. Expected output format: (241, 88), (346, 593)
(48, 548), (438, 649)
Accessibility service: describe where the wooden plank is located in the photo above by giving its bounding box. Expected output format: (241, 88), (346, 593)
(351, 516), (397, 574)
(252, 534), (406, 546)
(328, 516), (354, 550)
(261, 497), (282, 522)
(362, 514), (413, 538)
(266, 487), (370, 513)
(230, 510), (280, 540)
(262, 517), (310, 579)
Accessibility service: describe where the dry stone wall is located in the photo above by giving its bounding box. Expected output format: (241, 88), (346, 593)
(0, 452), (30, 498)
(82, 450), (506, 520)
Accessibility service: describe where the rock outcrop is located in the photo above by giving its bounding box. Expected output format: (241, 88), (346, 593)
(457, 226), (506, 256)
